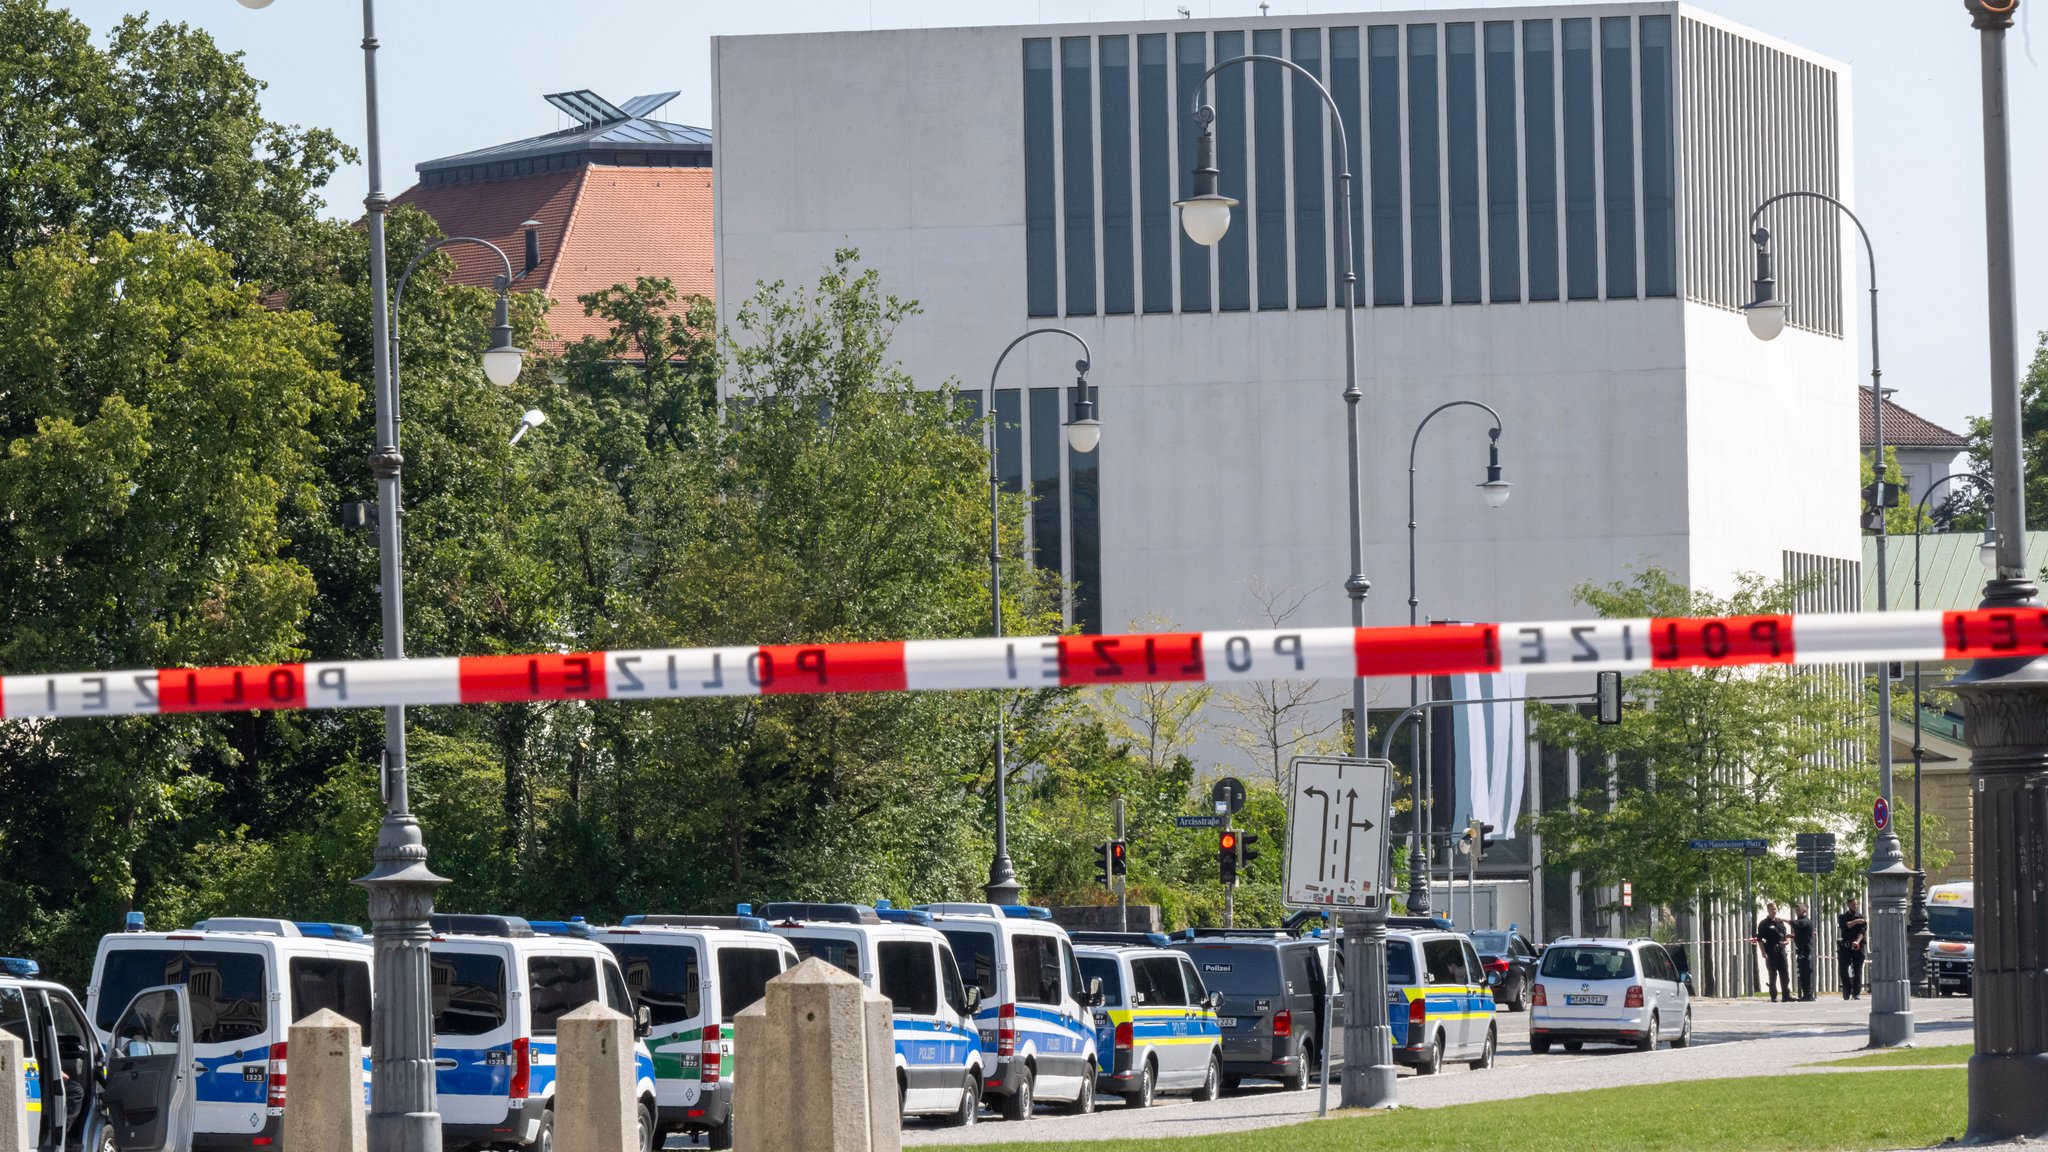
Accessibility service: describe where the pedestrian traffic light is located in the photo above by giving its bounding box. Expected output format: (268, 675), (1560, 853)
(1095, 842), (1114, 889)
(1238, 831), (1262, 877)
(1464, 820), (1497, 861)
(1218, 829), (1240, 885)
(1109, 839), (1128, 876)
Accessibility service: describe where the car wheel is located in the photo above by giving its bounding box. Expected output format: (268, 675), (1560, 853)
(1673, 1010), (1693, 1049)
(93, 1126), (116, 1152)
(1511, 976), (1530, 1012)
(1637, 1012), (1659, 1053)
(536, 1108), (555, 1152)
(708, 1115), (734, 1151)
(1124, 1058), (1156, 1108)
(1563, 1040), (1584, 1053)
(636, 1101), (656, 1152)
(1068, 1063), (1097, 1115)
(1002, 1064), (1036, 1121)
(1470, 1025), (1497, 1071)
(1193, 1052), (1222, 1103)
(1418, 1032), (1444, 1076)
(1282, 1043), (1310, 1091)
(943, 1072), (980, 1127)
(1530, 1036), (1551, 1055)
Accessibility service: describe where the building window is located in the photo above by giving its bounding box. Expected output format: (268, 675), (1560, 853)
(1639, 15), (1676, 299)
(1561, 18), (1598, 301)
(1485, 21), (1521, 303)
(1070, 432), (1102, 635)
(1024, 39), (1057, 317)
(1253, 27), (1288, 310)
(1331, 26), (1364, 305)
(996, 388), (1023, 499)
(1062, 37), (1098, 316)
(1523, 20), (1558, 302)
(1601, 17), (1638, 299)
(1100, 37), (1136, 315)
(1445, 22), (1481, 305)
(1030, 387), (1064, 573)
(1177, 31), (1212, 312)
(1214, 30), (1252, 311)
(1368, 26), (1404, 305)
(1407, 24), (1442, 307)
(1292, 27), (1328, 309)
(1138, 34), (1173, 314)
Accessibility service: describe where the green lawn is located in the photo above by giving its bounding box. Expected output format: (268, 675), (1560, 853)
(971, 1069), (1965, 1152)
(1810, 1044), (1972, 1068)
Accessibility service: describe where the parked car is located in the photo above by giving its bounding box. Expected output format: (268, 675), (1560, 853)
(1386, 930), (1498, 1074)
(1169, 931), (1340, 1093)
(1469, 929), (1540, 1011)
(1529, 938), (1692, 1053)
(5, 956), (111, 1152)
(1073, 940), (1223, 1107)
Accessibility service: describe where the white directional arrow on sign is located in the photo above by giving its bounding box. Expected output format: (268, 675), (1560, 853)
(1285, 756), (1393, 910)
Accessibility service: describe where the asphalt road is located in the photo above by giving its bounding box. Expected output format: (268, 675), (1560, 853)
(894, 994), (1976, 1146)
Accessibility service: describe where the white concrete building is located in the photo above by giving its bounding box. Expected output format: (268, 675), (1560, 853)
(712, 4), (1864, 946)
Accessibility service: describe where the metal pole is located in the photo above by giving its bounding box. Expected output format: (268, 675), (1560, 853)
(1744, 856), (1754, 999)
(1115, 798), (1128, 933)
(982, 328), (1091, 905)
(1317, 919), (1335, 1119)
(1223, 812), (1235, 930)
(348, 4), (447, 1150)
(1954, 1), (2048, 1139)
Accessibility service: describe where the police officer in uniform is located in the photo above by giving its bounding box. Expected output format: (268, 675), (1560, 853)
(1791, 904), (1816, 1001)
(1839, 899), (1868, 999)
(1755, 901), (1792, 1002)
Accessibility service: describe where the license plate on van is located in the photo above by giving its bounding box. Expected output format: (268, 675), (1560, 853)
(1565, 994), (1606, 1006)
(1216, 1017), (1239, 1028)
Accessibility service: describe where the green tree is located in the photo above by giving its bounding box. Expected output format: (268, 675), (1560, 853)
(1528, 570), (1874, 921)
(1954, 330), (2048, 530)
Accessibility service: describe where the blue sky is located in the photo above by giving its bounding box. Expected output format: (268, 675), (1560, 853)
(60, 0), (2048, 436)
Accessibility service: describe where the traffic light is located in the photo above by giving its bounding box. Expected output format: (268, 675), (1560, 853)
(1238, 831), (1262, 877)
(1463, 819), (1497, 862)
(1218, 829), (1240, 885)
(1109, 839), (1128, 877)
(1095, 842), (1113, 889)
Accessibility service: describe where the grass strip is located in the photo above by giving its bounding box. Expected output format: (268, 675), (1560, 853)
(1808, 1044), (1971, 1068)
(966, 1068), (1965, 1152)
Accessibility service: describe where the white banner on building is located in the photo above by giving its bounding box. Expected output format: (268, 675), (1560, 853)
(1449, 671), (1528, 838)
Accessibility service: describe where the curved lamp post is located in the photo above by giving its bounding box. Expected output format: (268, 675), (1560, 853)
(1402, 402), (1509, 917)
(1744, 190), (1912, 1047)
(1175, 52), (1396, 1112)
(1905, 473), (1996, 991)
(983, 328), (1099, 904)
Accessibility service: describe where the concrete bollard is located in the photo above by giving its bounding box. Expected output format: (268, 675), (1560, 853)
(555, 1002), (637, 1152)
(734, 957), (899, 1152)
(283, 1009), (367, 1152)
(1, 1031), (27, 1152)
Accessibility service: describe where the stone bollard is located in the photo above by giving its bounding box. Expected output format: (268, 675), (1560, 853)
(734, 957), (899, 1152)
(1, 1031), (27, 1152)
(555, 1002), (637, 1152)
(283, 1009), (367, 1152)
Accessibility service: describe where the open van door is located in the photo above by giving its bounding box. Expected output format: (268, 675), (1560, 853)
(92, 986), (193, 1152)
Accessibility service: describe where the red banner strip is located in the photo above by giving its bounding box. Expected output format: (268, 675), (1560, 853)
(1646, 615), (1795, 668)
(1942, 608), (2048, 661)
(755, 642), (908, 695)
(1057, 633), (1207, 685)
(1353, 625), (1500, 677)
(156, 664), (309, 713)
(459, 654), (610, 703)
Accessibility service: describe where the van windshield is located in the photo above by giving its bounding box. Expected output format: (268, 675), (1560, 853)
(1928, 905), (1974, 941)
(96, 948), (269, 1044)
(1179, 947), (1281, 995)
(1540, 946), (1636, 981)
(716, 948), (785, 1022)
(938, 929), (996, 1002)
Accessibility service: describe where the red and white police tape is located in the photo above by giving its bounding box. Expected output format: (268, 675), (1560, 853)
(3, 607), (2043, 721)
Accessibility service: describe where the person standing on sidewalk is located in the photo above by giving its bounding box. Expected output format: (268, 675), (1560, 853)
(1756, 901), (1792, 1002)
(1838, 898), (1868, 1000)
(1791, 904), (1816, 1001)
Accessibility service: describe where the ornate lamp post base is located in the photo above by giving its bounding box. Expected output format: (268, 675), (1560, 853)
(357, 808), (448, 1152)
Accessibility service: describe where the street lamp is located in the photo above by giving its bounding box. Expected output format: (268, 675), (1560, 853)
(1905, 473), (1993, 993)
(1401, 403), (1509, 917)
(1745, 191), (1913, 1048)
(1177, 51), (1395, 1112)
(981, 328), (1098, 905)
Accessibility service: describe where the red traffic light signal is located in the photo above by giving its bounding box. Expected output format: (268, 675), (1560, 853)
(1218, 830), (1240, 885)
(1219, 830), (1239, 853)
(1109, 840), (1127, 875)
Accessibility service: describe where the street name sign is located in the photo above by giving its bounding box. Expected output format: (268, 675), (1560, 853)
(1688, 838), (1770, 857)
(1284, 756), (1393, 910)
(1175, 815), (1225, 829)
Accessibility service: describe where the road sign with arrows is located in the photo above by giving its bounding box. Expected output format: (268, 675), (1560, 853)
(1284, 756), (1394, 910)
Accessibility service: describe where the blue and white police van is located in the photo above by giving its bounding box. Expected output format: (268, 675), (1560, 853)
(762, 903), (983, 1126)
(86, 916), (374, 1149)
(426, 914), (659, 1152)
(916, 904), (1101, 1121)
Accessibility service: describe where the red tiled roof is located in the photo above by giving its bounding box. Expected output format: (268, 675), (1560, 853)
(1859, 391), (1968, 450)
(390, 164), (712, 353)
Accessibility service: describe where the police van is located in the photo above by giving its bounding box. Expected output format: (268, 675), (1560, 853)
(1070, 935), (1223, 1107)
(426, 914), (658, 1152)
(1926, 882), (1976, 997)
(762, 903), (983, 1126)
(590, 913), (796, 1150)
(86, 916), (374, 1148)
(916, 904), (1101, 1121)
(4, 956), (109, 1152)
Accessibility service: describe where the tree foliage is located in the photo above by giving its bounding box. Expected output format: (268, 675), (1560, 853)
(1954, 330), (2048, 531)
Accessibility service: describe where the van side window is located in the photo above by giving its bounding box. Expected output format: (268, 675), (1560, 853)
(601, 961), (633, 1016)
(878, 942), (938, 1015)
(1062, 941), (1085, 1004)
(1178, 959), (1208, 1003)
(1460, 940), (1484, 987)
(1133, 958), (1188, 1006)
(1077, 956), (1122, 1006)
(1423, 939), (1464, 985)
(939, 946), (972, 1016)
(785, 935), (860, 977)
(528, 955), (600, 1036)
(0, 987), (30, 1054)
(606, 943), (701, 1025)
(431, 953), (507, 1036)
(1011, 935), (1061, 1005)
(290, 956), (373, 1034)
